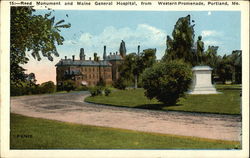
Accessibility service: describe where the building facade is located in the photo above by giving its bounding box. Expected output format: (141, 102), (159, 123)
(55, 45), (124, 87)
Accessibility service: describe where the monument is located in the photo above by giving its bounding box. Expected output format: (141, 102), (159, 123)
(189, 36), (220, 94)
(189, 66), (219, 94)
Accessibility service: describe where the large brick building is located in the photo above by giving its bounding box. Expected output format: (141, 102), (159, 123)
(55, 45), (124, 87)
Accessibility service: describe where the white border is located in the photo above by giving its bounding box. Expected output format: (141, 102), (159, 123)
(1, 1), (249, 158)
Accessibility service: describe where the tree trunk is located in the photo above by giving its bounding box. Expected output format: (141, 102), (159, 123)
(134, 74), (138, 89)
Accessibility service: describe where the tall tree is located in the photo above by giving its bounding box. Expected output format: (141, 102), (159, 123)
(162, 15), (195, 65)
(116, 48), (156, 89)
(10, 7), (70, 85)
(230, 50), (242, 84)
(204, 46), (219, 68)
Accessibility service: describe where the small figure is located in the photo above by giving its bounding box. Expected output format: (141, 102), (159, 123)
(196, 35), (204, 64)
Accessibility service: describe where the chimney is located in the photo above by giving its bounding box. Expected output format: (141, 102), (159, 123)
(65, 56), (67, 60)
(94, 53), (97, 61)
(72, 55), (75, 61)
(113, 53), (115, 55)
(116, 51), (118, 55)
(89, 57), (91, 60)
(103, 45), (107, 60)
(137, 45), (140, 55)
(97, 57), (100, 62)
(110, 52), (112, 55)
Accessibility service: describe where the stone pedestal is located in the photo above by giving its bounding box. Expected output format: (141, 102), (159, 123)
(189, 66), (219, 94)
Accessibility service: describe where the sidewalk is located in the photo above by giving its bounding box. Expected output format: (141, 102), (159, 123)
(11, 92), (241, 141)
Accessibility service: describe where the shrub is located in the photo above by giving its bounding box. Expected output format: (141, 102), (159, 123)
(59, 80), (77, 92)
(89, 86), (102, 96)
(75, 85), (88, 91)
(141, 60), (192, 105)
(97, 77), (106, 87)
(113, 77), (127, 90)
(40, 81), (56, 93)
(104, 88), (111, 96)
(10, 82), (38, 96)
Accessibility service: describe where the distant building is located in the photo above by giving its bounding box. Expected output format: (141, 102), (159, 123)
(55, 45), (123, 87)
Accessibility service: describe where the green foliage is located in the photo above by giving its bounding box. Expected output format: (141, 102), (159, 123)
(118, 49), (157, 88)
(104, 88), (111, 96)
(113, 77), (128, 90)
(162, 15), (195, 65)
(96, 77), (106, 87)
(141, 49), (157, 68)
(10, 7), (70, 86)
(58, 80), (77, 92)
(39, 81), (56, 93)
(10, 82), (34, 96)
(203, 46), (219, 68)
(86, 85), (241, 115)
(89, 86), (102, 96)
(75, 85), (88, 91)
(10, 80), (56, 96)
(141, 60), (192, 105)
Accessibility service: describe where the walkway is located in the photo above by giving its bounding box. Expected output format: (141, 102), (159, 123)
(11, 91), (241, 141)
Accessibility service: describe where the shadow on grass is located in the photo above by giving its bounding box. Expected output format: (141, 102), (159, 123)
(135, 103), (183, 110)
(217, 88), (241, 91)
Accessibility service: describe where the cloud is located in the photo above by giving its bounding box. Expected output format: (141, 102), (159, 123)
(64, 24), (167, 59)
(203, 40), (219, 46)
(201, 30), (222, 38)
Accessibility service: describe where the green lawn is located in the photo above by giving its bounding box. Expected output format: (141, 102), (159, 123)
(10, 113), (240, 149)
(85, 84), (241, 115)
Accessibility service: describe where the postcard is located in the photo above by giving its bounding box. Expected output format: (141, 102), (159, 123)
(1, 0), (249, 157)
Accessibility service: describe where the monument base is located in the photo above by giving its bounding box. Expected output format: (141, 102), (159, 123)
(189, 66), (220, 95)
(188, 86), (220, 94)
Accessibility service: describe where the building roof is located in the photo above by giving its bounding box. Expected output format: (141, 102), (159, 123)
(106, 54), (123, 61)
(55, 59), (112, 67)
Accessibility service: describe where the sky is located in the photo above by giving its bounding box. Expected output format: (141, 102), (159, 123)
(23, 10), (241, 84)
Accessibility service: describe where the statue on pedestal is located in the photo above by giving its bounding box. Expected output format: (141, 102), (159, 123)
(196, 35), (204, 64)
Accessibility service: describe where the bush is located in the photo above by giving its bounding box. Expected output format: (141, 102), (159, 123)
(89, 86), (102, 96)
(58, 80), (77, 92)
(10, 82), (39, 96)
(104, 88), (111, 96)
(113, 77), (127, 90)
(40, 81), (56, 93)
(97, 77), (106, 87)
(141, 60), (192, 105)
(75, 85), (88, 91)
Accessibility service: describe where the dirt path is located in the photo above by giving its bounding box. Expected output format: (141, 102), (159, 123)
(11, 92), (241, 141)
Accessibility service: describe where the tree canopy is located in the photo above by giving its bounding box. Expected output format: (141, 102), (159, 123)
(162, 15), (195, 65)
(10, 7), (71, 85)
(115, 48), (157, 89)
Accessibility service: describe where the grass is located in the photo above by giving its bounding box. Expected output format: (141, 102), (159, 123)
(85, 84), (241, 115)
(10, 113), (240, 149)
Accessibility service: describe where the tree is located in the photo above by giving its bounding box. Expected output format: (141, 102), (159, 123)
(141, 48), (157, 69)
(61, 80), (77, 92)
(40, 81), (56, 93)
(10, 7), (70, 86)
(142, 60), (192, 105)
(230, 50), (242, 84)
(118, 48), (156, 88)
(162, 15), (195, 65)
(97, 77), (106, 87)
(204, 46), (219, 68)
(216, 50), (242, 84)
(216, 55), (233, 83)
